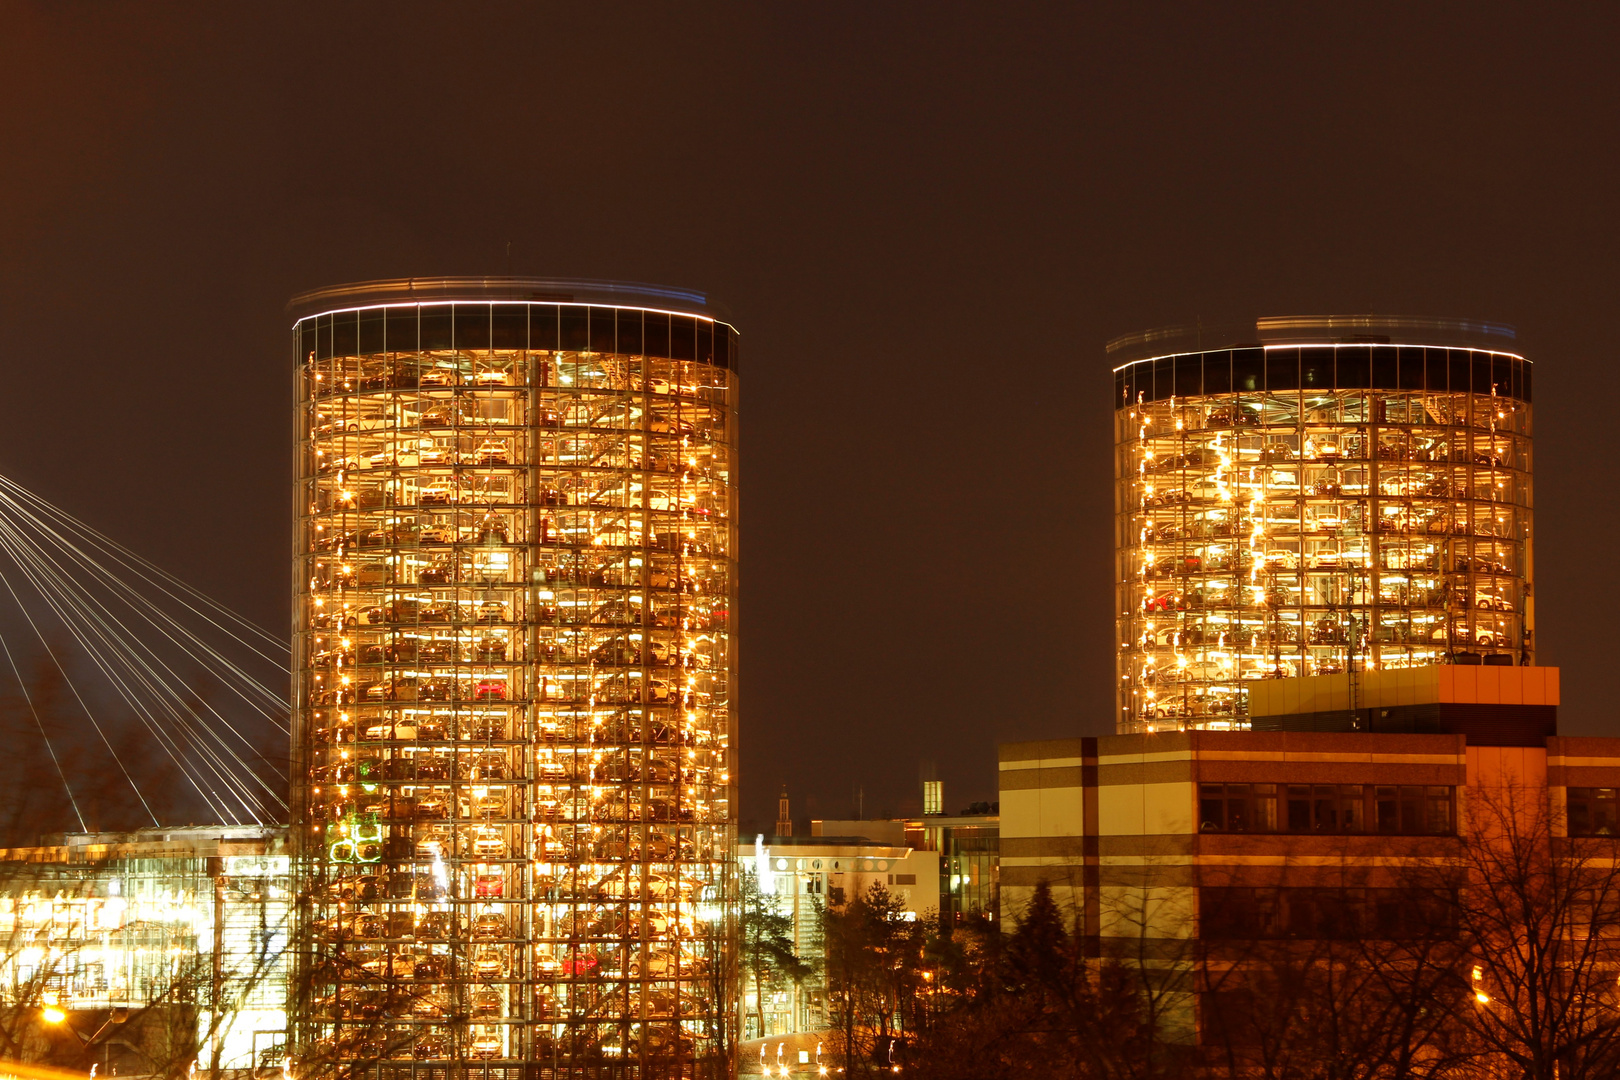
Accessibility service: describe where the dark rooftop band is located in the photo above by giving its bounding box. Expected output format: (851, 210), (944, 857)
(1115, 345), (1530, 408)
(296, 303), (738, 372)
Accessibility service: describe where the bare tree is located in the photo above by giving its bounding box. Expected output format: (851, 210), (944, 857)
(1437, 782), (1620, 1080)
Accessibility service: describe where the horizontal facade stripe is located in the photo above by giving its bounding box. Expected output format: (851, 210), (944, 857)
(1099, 835), (1197, 858)
(1001, 836), (1089, 859)
(1095, 865), (1198, 888)
(1185, 732), (1465, 755)
(999, 766), (1084, 791)
(1193, 863), (1452, 888)
(1193, 750), (1463, 765)
(1098, 761), (1193, 786)
(1096, 750), (1197, 766)
(1096, 937), (1200, 962)
(1197, 761), (1464, 785)
(1001, 865), (1089, 888)
(998, 738), (1087, 763)
(999, 756), (1084, 771)
(1549, 766), (1620, 786)
(1194, 833), (1458, 858)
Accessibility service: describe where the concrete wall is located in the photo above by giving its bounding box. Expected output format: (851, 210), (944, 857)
(1247, 665), (1561, 716)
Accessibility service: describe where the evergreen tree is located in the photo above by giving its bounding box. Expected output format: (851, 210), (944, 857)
(740, 869), (813, 1039)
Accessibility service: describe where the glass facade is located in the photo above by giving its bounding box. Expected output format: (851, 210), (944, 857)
(0, 828), (290, 1075)
(292, 288), (737, 1078)
(939, 824), (998, 923)
(1115, 344), (1532, 734)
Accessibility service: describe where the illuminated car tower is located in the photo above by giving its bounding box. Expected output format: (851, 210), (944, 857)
(1112, 316), (1533, 734)
(290, 278), (737, 1078)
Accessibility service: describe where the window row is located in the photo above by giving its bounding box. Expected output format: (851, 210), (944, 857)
(1116, 348), (1530, 404)
(1200, 886), (1454, 940)
(298, 306), (737, 370)
(1198, 783), (1454, 834)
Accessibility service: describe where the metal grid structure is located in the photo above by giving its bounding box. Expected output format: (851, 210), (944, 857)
(1113, 327), (1533, 734)
(291, 281), (736, 1078)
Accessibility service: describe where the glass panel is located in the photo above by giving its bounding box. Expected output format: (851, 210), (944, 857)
(419, 308), (452, 350)
(716, 324), (735, 371)
(1174, 353), (1202, 397)
(1336, 346), (1370, 389)
(643, 311), (671, 359)
(588, 306), (616, 353)
(1300, 348), (1332, 390)
(529, 305), (558, 352)
(1473, 352), (1494, 396)
(1449, 350), (1473, 394)
(385, 309), (418, 354)
(1152, 356), (1173, 402)
(616, 309), (643, 356)
(454, 304), (490, 351)
(697, 319), (714, 364)
(1232, 348), (1263, 393)
(359, 309), (386, 355)
(1373, 347), (1399, 390)
(1203, 350), (1232, 395)
(1266, 348), (1299, 391)
(490, 305), (527, 350)
(1397, 346), (1425, 390)
(559, 306), (588, 351)
(331, 311), (358, 358)
(1424, 348), (1449, 392)
(670, 316), (697, 361)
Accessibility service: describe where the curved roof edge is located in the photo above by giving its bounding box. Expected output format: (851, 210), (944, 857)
(1107, 314), (1517, 365)
(288, 276), (733, 328)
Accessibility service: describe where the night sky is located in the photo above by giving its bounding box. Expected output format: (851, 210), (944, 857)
(4, 5), (1619, 835)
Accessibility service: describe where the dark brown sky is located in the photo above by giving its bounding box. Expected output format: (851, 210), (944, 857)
(3, 4), (1618, 832)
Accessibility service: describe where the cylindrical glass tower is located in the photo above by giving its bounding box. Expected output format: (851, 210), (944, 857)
(1111, 317), (1533, 734)
(289, 278), (737, 1078)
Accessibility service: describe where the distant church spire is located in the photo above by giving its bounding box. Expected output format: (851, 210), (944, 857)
(776, 784), (793, 837)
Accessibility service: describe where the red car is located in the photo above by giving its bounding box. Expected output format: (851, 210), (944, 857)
(1143, 593), (1185, 612)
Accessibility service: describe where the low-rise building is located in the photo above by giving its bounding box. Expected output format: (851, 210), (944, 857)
(999, 666), (1618, 1045)
(0, 825), (291, 1078)
(738, 829), (937, 1041)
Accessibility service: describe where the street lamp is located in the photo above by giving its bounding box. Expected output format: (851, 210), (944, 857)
(41, 993), (66, 1026)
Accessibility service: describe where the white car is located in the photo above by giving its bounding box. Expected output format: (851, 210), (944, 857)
(1179, 660), (1228, 682)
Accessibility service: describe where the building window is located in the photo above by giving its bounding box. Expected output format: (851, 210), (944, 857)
(1285, 785), (1365, 833)
(923, 780), (942, 816)
(1374, 785), (1453, 834)
(1202, 886), (1454, 940)
(1199, 784), (1278, 832)
(1202, 783), (1454, 834)
(1200, 886), (1279, 937)
(1568, 788), (1619, 836)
